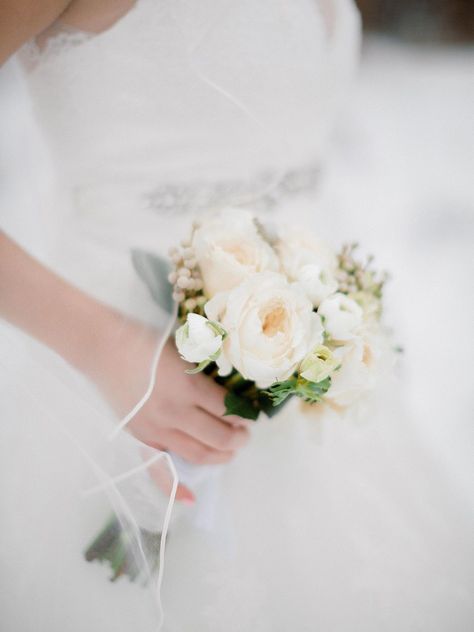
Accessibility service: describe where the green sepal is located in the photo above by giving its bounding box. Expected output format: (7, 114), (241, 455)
(185, 359), (212, 374)
(207, 320), (227, 338)
(185, 348), (222, 375)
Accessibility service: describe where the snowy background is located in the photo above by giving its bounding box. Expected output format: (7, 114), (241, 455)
(1, 35), (473, 498)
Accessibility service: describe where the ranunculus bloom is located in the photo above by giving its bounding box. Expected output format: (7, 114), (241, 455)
(192, 208), (280, 297)
(318, 292), (363, 341)
(205, 272), (323, 388)
(276, 229), (337, 307)
(175, 313), (224, 364)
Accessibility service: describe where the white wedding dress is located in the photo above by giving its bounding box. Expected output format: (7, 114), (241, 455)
(1, 1), (473, 631)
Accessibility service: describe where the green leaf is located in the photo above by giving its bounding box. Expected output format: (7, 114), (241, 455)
(224, 391), (259, 421)
(84, 515), (121, 563)
(264, 378), (298, 407)
(294, 376), (331, 403)
(257, 389), (292, 417)
(131, 249), (174, 314)
(109, 536), (128, 582)
(84, 514), (162, 584)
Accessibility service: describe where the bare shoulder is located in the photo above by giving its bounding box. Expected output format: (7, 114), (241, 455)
(0, 0), (73, 64)
(59, 0), (137, 34)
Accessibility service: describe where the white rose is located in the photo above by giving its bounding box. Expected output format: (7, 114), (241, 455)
(175, 313), (224, 364)
(192, 208), (279, 297)
(205, 272), (323, 388)
(318, 293), (363, 341)
(276, 229), (337, 307)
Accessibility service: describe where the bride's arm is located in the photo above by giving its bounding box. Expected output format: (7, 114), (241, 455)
(0, 232), (249, 476)
(0, 232), (123, 373)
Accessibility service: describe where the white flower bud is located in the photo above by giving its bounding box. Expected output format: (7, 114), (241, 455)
(178, 267), (191, 278)
(168, 271), (177, 284)
(175, 313), (225, 364)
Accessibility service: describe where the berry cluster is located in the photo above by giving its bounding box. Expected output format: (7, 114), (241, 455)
(335, 243), (387, 299)
(168, 240), (206, 318)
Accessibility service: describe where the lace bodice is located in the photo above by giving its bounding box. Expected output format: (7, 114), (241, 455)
(22, 0), (360, 214)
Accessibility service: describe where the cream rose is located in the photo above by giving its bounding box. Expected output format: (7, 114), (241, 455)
(205, 272), (324, 388)
(276, 229), (337, 307)
(192, 208), (279, 297)
(318, 293), (363, 341)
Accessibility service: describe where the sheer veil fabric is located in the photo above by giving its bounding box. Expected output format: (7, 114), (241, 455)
(1, 1), (473, 631)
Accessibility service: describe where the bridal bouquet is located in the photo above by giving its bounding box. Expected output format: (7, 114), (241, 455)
(86, 208), (390, 583)
(164, 208), (388, 420)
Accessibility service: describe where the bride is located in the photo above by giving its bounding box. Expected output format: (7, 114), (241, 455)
(0, 1), (472, 631)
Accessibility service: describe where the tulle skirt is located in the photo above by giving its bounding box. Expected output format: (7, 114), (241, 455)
(1, 303), (473, 631)
(1, 185), (473, 631)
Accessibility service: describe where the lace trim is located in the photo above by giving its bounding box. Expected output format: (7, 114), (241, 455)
(143, 161), (321, 216)
(21, 28), (94, 70)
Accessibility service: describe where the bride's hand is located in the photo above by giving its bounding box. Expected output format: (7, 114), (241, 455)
(0, 234), (249, 502)
(89, 318), (250, 488)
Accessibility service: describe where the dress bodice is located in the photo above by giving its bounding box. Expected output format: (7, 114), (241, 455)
(22, 0), (360, 212)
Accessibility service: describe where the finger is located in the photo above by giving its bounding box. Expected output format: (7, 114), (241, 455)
(193, 376), (252, 426)
(140, 446), (196, 504)
(193, 375), (227, 418)
(174, 484), (196, 504)
(158, 429), (237, 466)
(180, 407), (249, 452)
(149, 468), (195, 504)
(223, 414), (251, 428)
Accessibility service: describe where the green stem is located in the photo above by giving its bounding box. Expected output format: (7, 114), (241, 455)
(223, 372), (246, 389)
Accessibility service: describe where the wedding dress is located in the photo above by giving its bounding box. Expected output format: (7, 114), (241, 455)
(1, 1), (472, 631)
